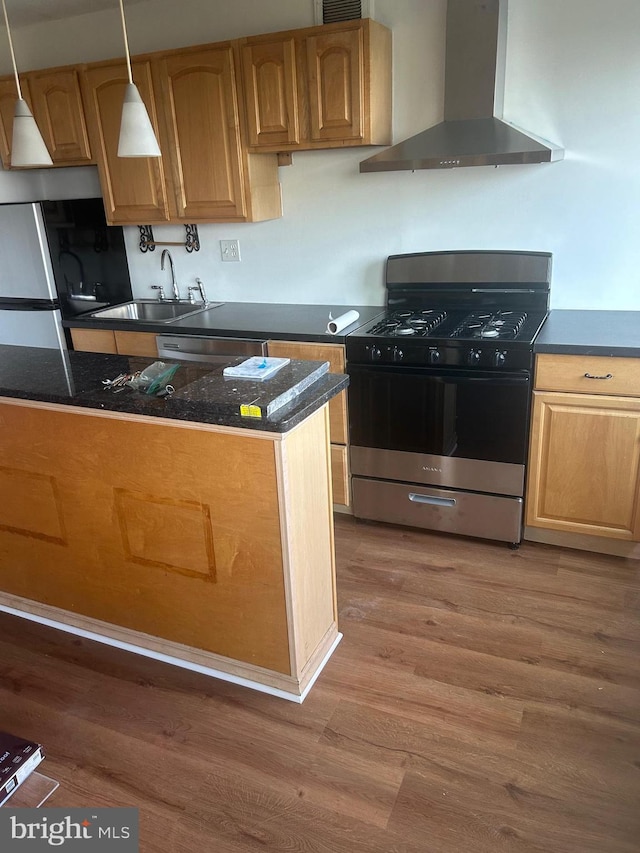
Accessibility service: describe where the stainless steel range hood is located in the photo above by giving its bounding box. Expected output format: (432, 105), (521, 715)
(360, 0), (564, 172)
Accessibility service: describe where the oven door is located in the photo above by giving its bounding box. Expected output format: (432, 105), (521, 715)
(348, 363), (531, 497)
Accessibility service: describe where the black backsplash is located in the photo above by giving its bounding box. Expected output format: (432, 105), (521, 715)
(42, 198), (133, 319)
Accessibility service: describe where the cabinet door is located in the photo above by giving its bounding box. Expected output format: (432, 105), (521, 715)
(306, 27), (363, 143)
(156, 46), (247, 222)
(81, 60), (170, 225)
(114, 330), (158, 357)
(267, 340), (347, 445)
(526, 391), (640, 540)
(28, 68), (93, 166)
(241, 38), (299, 148)
(0, 76), (34, 168)
(330, 443), (350, 507)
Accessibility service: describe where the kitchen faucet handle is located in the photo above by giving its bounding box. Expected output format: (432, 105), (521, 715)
(150, 285), (166, 301)
(195, 277), (208, 304)
(187, 286), (200, 304)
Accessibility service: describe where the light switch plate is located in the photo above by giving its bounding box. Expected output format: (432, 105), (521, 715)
(220, 239), (240, 261)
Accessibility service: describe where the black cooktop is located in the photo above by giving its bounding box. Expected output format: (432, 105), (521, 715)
(353, 308), (548, 346)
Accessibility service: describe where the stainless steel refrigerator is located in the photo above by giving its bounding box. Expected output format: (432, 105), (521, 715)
(0, 198), (133, 349)
(0, 202), (67, 349)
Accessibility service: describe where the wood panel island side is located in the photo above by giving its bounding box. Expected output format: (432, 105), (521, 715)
(0, 345), (347, 702)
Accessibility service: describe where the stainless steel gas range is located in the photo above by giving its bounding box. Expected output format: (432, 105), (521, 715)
(346, 250), (552, 546)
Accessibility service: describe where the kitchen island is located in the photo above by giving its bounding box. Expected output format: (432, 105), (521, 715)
(0, 345), (347, 701)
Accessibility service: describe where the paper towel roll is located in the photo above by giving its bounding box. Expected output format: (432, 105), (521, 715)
(327, 309), (360, 335)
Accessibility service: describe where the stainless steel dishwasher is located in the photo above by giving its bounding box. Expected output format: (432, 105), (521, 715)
(156, 334), (267, 364)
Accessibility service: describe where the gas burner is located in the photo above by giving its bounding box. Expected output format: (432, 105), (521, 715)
(451, 311), (528, 341)
(368, 309), (447, 337)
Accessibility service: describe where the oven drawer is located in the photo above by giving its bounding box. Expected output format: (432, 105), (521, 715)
(352, 477), (523, 544)
(535, 354), (640, 397)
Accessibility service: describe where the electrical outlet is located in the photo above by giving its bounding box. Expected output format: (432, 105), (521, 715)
(220, 239), (240, 262)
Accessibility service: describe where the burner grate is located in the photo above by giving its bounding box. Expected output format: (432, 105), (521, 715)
(450, 311), (528, 340)
(368, 309), (447, 337)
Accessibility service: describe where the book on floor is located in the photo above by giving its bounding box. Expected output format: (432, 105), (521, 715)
(0, 731), (45, 806)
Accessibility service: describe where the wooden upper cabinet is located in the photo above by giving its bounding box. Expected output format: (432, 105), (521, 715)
(306, 27), (363, 143)
(241, 38), (299, 148)
(153, 44), (281, 223)
(155, 46), (248, 222)
(239, 19), (391, 153)
(81, 60), (170, 226)
(0, 77), (33, 168)
(27, 68), (93, 166)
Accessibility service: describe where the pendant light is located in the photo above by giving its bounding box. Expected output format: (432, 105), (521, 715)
(117, 0), (161, 157)
(1, 0), (52, 167)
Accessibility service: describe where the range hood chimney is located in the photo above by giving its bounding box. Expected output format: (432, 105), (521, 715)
(360, 0), (564, 172)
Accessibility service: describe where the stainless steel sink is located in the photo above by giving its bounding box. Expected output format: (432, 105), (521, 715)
(86, 300), (222, 323)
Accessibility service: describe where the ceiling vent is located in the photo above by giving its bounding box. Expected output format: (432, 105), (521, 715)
(314, 0), (373, 25)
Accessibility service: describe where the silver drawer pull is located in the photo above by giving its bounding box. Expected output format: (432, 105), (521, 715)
(584, 372), (613, 380)
(409, 493), (456, 508)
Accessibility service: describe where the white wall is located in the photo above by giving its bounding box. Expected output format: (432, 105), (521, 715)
(1, 0), (639, 309)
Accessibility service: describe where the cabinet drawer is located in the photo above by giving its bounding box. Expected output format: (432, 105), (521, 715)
(70, 328), (117, 353)
(330, 443), (350, 507)
(535, 354), (640, 397)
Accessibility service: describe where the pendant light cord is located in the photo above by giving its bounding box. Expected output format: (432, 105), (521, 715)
(118, 0), (134, 85)
(1, 0), (23, 99)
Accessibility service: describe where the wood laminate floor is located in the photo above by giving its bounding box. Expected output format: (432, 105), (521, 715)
(1, 517), (639, 852)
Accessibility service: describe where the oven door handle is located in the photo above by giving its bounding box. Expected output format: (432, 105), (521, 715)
(409, 492), (456, 508)
(347, 364), (530, 384)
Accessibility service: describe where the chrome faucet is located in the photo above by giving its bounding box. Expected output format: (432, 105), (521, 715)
(160, 249), (180, 301)
(188, 278), (208, 304)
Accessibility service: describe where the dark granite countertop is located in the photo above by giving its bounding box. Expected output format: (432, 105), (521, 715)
(63, 302), (386, 344)
(0, 344), (348, 433)
(535, 310), (640, 357)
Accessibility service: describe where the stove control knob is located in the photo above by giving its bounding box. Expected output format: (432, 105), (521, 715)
(369, 346), (382, 362)
(468, 349), (482, 365)
(428, 348), (441, 365)
(493, 350), (507, 368)
(393, 346), (404, 362)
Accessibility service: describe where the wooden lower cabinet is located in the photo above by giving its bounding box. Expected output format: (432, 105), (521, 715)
(267, 340), (347, 443)
(70, 328), (117, 354)
(526, 390), (640, 540)
(267, 339), (350, 507)
(330, 444), (350, 507)
(70, 328), (158, 357)
(113, 331), (159, 357)
(0, 399), (338, 698)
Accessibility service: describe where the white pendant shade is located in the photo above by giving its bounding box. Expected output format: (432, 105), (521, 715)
(2, 0), (52, 167)
(11, 99), (53, 167)
(117, 82), (161, 157)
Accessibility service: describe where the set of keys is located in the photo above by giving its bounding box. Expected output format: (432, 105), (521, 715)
(101, 372), (140, 390)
